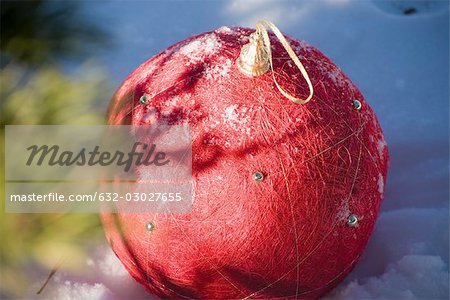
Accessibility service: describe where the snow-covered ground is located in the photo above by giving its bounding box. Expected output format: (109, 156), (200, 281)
(43, 0), (449, 299)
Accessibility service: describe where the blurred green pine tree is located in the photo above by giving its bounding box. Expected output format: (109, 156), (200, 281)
(1, 1), (114, 297)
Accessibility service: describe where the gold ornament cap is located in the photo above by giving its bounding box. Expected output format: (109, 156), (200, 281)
(237, 32), (270, 76)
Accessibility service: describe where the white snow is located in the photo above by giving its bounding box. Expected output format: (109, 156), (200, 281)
(221, 104), (253, 139)
(377, 137), (387, 159)
(216, 26), (233, 34)
(329, 255), (449, 299)
(205, 58), (233, 82)
(223, 104), (240, 122)
(97, 250), (129, 278)
(178, 33), (222, 65)
(141, 106), (158, 124)
(327, 208), (449, 299)
(39, 246), (152, 300)
(45, 281), (110, 300)
(378, 173), (384, 194)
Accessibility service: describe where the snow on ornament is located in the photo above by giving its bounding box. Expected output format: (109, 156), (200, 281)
(102, 20), (389, 299)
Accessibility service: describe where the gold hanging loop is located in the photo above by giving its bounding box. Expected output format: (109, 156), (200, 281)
(237, 20), (314, 104)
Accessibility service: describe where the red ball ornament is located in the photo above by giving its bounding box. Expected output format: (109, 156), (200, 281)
(102, 22), (389, 299)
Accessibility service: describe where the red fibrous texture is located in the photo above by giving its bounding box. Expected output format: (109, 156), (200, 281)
(102, 26), (389, 299)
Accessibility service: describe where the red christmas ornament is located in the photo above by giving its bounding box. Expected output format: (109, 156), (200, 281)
(103, 21), (389, 299)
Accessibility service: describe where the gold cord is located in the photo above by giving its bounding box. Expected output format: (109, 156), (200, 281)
(255, 20), (314, 104)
